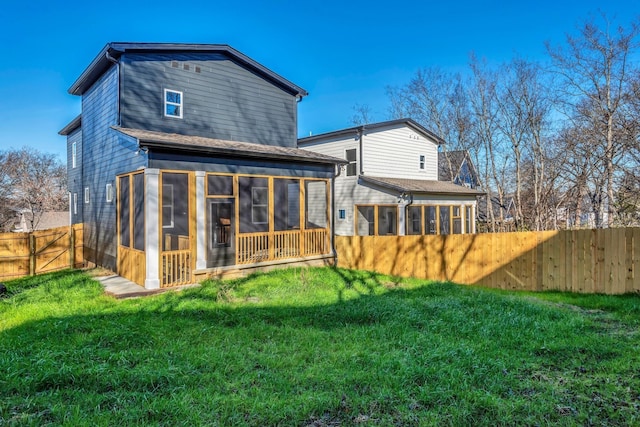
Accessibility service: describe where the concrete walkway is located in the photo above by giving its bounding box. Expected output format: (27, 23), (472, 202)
(96, 275), (199, 299)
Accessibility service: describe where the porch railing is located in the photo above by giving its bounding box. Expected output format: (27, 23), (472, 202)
(237, 229), (328, 265)
(161, 249), (192, 287)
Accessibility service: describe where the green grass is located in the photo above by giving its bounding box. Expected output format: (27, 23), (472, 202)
(1, 267), (640, 426)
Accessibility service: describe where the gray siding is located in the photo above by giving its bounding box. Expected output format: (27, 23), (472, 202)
(81, 64), (146, 270)
(149, 152), (334, 179)
(120, 53), (298, 148)
(66, 127), (83, 224)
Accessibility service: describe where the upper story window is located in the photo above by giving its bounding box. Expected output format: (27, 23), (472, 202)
(164, 89), (183, 119)
(345, 149), (357, 176)
(72, 142), (77, 168)
(419, 155), (425, 170)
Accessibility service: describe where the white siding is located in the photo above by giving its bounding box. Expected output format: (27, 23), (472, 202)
(362, 124), (438, 180)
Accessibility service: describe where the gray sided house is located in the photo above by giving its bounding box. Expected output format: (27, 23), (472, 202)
(60, 43), (344, 288)
(299, 119), (484, 237)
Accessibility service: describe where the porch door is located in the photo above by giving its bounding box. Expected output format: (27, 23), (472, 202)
(207, 198), (235, 267)
(160, 172), (193, 286)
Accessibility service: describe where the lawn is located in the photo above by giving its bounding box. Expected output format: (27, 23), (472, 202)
(1, 267), (639, 426)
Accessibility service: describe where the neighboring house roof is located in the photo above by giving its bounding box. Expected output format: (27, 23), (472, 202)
(68, 42), (308, 97)
(477, 195), (515, 222)
(360, 176), (484, 196)
(298, 118), (445, 145)
(113, 127), (347, 165)
(16, 211), (69, 232)
(59, 114), (82, 136)
(438, 150), (474, 181)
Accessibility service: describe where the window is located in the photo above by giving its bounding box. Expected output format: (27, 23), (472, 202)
(164, 89), (183, 118)
(162, 184), (174, 228)
(84, 187), (89, 204)
(106, 183), (113, 203)
(252, 187), (269, 224)
(356, 205), (398, 236)
(338, 209), (346, 220)
(345, 149), (357, 176)
(72, 142), (76, 168)
(419, 154), (425, 170)
(465, 206), (473, 233)
(73, 193), (77, 215)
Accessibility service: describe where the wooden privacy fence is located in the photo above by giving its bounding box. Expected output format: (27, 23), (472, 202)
(0, 225), (84, 281)
(335, 228), (640, 295)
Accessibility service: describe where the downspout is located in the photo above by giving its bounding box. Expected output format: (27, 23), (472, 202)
(358, 126), (365, 175)
(400, 192), (414, 235)
(331, 162), (342, 266)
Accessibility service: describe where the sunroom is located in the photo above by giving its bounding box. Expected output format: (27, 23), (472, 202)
(114, 128), (344, 289)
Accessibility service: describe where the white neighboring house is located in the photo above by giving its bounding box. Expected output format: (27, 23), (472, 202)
(298, 119), (484, 236)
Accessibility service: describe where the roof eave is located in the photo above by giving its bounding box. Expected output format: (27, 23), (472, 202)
(58, 114), (82, 136)
(68, 43), (308, 97)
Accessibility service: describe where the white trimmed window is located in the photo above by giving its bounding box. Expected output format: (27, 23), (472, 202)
(106, 183), (113, 203)
(419, 155), (425, 170)
(252, 187), (269, 224)
(345, 149), (357, 176)
(73, 193), (78, 215)
(72, 142), (77, 168)
(164, 89), (183, 118)
(84, 187), (90, 204)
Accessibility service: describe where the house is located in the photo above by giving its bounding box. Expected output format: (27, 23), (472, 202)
(438, 150), (479, 189)
(12, 210), (69, 232)
(59, 43), (345, 289)
(476, 195), (517, 232)
(298, 119), (483, 236)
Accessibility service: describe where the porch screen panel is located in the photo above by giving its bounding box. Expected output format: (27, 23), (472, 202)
(425, 206), (437, 235)
(274, 179), (300, 231)
(239, 177), (269, 233)
(357, 206), (374, 236)
(207, 175), (233, 196)
(133, 173), (145, 251)
(465, 206), (472, 233)
(407, 206), (422, 235)
(452, 206), (462, 234)
(162, 173), (189, 251)
(119, 176), (130, 248)
(377, 206), (397, 235)
(305, 180), (327, 229)
(439, 206), (451, 235)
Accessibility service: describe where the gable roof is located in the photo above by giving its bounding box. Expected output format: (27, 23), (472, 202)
(298, 118), (445, 145)
(68, 42), (308, 97)
(113, 127), (346, 166)
(360, 176), (484, 196)
(438, 150), (477, 182)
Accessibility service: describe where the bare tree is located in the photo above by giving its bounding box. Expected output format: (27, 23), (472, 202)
(350, 103), (374, 126)
(0, 148), (67, 232)
(546, 14), (640, 227)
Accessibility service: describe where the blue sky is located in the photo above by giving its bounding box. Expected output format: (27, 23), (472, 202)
(1, 0), (636, 161)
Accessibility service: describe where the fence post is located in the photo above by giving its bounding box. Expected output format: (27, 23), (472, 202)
(70, 226), (75, 269)
(29, 233), (36, 276)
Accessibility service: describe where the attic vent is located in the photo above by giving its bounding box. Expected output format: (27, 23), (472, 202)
(171, 61), (179, 68)
(195, 66), (201, 73)
(183, 64), (190, 71)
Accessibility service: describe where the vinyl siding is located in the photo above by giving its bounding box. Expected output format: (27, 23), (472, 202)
(120, 53), (298, 147)
(66, 127), (83, 224)
(362, 124), (438, 179)
(81, 64), (146, 270)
